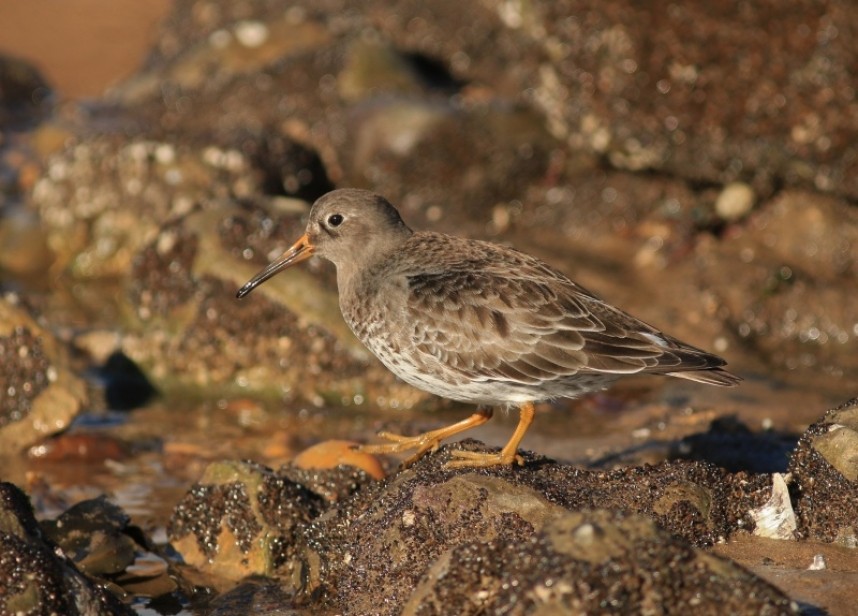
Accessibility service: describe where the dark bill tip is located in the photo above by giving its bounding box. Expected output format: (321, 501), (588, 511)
(235, 233), (314, 300)
(235, 281), (256, 299)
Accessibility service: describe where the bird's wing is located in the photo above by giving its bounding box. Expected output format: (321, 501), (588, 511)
(402, 253), (728, 385)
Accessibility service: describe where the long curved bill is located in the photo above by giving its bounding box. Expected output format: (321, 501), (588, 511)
(236, 233), (314, 298)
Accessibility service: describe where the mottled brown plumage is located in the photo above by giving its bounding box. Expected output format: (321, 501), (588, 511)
(237, 189), (740, 467)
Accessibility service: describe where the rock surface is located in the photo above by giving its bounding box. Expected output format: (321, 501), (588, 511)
(169, 459), (326, 579)
(157, 394), (858, 613)
(403, 510), (794, 616)
(294, 444), (780, 613)
(0, 482), (133, 616)
(789, 397), (858, 546)
(161, 438), (807, 614)
(0, 294), (87, 451)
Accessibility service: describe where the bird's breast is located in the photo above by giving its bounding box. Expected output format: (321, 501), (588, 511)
(340, 272), (410, 356)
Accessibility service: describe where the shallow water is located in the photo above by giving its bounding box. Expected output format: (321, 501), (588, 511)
(11, 360), (845, 525)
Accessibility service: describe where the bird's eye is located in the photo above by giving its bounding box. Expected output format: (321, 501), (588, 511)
(327, 214), (344, 227)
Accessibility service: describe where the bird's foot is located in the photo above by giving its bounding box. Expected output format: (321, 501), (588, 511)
(357, 409), (494, 467)
(446, 448), (524, 469)
(445, 401), (534, 468)
(357, 430), (444, 467)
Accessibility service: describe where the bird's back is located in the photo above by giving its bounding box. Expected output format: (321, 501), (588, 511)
(339, 231), (739, 405)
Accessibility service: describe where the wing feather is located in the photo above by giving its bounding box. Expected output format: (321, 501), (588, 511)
(394, 233), (734, 387)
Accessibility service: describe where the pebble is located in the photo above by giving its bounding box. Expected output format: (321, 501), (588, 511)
(715, 182), (756, 221)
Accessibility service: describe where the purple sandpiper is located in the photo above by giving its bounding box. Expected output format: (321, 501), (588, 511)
(237, 189), (740, 468)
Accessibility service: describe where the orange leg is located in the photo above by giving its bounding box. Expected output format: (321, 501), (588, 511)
(447, 401), (535, 468)
(359, 408), (493, 467)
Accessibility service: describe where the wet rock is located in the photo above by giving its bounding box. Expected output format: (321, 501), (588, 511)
(99, 0), (554, 230)
(404, 510), (795, 616)
(338, 98), (557, 229)
(116, 6), (333, 107)
(0, 323), (51, 426)
(14, 0), (858, 373)
(112, 550), (175, 600)
(24, 0), (843, 402)
(0, 294), (87, 451)
(519, 165), (703, 248)
(812, 424), (858, 482)
(36, 494), (178, 600)
(297, 443), (776, 612)
(27, 432), (131, 463)
(169, 459), (324, 580)
(789, 398), (858, 546)
(531, 452), (773, 546)
(105, 2), (348, 153)
(5, 0), (857, 612)
(205, 577), (297, 616)
(27, 122), (334, 285)
(0, 482), (133, 616)
(280, 461), (380, 507)
(40, 495), (137, 577)
(299, 456), (565, 612)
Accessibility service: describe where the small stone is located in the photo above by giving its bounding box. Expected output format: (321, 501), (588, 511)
(234, 21), (269, 48)
(715, 182), (756, 221)
(292, 439), (385, 480)
(812, 414), (858, 481)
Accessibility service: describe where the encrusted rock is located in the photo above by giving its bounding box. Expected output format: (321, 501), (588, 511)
(789, 398), (858, 545)
(169, 459), (324, 579)
(29, 137), (260, 279)
(404, 510), (796, 616)
(0, 482), (133, 616)
(298, 443), (778, 613)
(0, 294), (87, 451)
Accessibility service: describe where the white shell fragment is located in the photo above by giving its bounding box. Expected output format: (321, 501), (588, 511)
(750, 473), (797, 540)
(807, 554), (827, 571)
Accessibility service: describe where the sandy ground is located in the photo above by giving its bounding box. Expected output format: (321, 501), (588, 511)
(0, 0), (172, 99)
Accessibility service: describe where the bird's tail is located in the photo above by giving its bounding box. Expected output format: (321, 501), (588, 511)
(665, 368), (742, 387)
